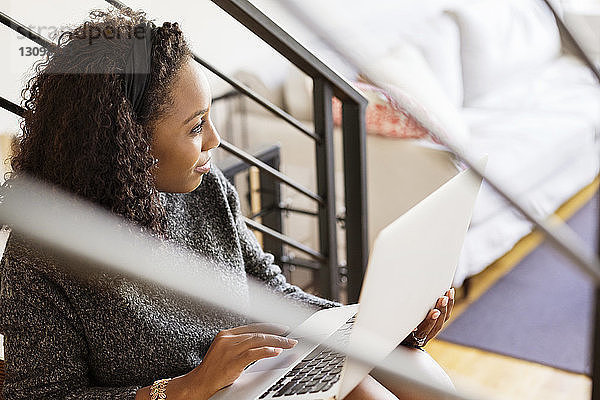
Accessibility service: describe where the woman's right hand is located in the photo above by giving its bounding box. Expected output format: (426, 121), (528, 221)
(172, 323), (298, 399)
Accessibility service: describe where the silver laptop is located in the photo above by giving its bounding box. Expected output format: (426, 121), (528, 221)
(211, 157), (486, 400)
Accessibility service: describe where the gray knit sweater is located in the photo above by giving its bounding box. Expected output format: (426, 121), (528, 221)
(0, 167), (339, 399)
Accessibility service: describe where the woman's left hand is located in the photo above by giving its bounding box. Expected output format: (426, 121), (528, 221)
(401, 288), (455, 348)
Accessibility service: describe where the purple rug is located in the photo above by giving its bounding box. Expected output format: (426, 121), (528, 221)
(438, 195), (598, 375)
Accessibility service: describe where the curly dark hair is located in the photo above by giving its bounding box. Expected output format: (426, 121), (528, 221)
(5, 7), (192, 237)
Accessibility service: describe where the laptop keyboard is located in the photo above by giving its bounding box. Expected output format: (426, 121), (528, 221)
(259, 314), (356, 398)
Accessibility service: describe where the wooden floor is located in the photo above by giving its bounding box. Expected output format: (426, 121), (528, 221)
(425, 178), (599, 400)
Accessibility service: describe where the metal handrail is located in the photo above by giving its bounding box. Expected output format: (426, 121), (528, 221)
(208, 6), (371, 299)
(186, 0), (369, 301)
(0, 96), (24, 118)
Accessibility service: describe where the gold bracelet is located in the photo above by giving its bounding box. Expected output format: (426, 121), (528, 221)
(150, 378), (172, 400)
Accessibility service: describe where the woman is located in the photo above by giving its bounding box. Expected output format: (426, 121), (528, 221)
(0, 7), (454, 400)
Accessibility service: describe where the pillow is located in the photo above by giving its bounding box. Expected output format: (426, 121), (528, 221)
(360, 42), (471, 150)
(331, 82), (434, 141)
(396, 12), (464, 106)
(447, 0), (561, 104)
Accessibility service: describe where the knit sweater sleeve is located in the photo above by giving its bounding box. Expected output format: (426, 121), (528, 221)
(217, 169), (341, 310)
(0, 253), (141, 400)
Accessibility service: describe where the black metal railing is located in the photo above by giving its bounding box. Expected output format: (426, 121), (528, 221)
(0, 0), (368, 303)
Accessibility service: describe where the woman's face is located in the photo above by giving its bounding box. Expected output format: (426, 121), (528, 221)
(150, 58), (220, 193)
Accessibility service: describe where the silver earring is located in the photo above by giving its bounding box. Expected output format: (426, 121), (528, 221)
(152, 158), (159, 166)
